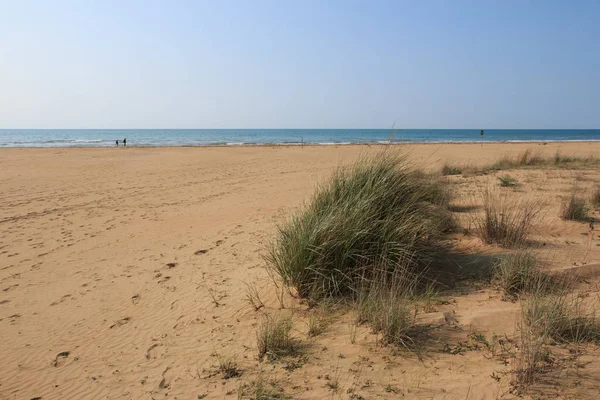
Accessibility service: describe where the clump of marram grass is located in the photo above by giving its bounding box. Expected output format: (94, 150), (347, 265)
(218, 356), (242, 379)
(560, 193), (589, 221)
(474, 189), (542, 248)
(488, 149), (544, 171)
(497, 174), (519, 187)
(441, 163), (462, 176)
(266, 153), (454, 301)
(257, 315), (296, 361)
(493, 252), (553, 301)
(513, 279), (600, 392)
(355, 265), (420, 350)
(238, 374), (289, 399)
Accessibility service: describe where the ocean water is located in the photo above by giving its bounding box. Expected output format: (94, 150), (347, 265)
(0, 129), (599, 147)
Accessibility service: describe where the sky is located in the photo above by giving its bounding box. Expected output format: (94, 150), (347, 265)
(0, 0), (599, 129)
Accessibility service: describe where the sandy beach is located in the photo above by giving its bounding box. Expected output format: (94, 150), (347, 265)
(2, 142), (600, 399)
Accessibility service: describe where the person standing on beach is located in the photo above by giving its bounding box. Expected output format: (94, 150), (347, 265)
(123, 138), (127, 146)
(115, 140), (119, 146)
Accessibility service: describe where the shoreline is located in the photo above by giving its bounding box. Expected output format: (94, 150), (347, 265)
(2, 139), (600, 149)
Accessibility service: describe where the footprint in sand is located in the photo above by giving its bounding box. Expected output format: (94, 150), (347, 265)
(50, 294), (72, 306)
(145, 343), (165, 360)
(52, 351), (70, 367)
(110, 317), (131, 329)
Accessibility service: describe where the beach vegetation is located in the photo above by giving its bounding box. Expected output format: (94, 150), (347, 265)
(257, 314), (296, 361)
(266, 152), (454, 301)
(497, 174), (519, 187)
(560, 192), (589, 221)
(441, 163), (462, 176)
(514, 283), (600, 392)
(473, 189), (541, 248)
(493, 252), (555, 301)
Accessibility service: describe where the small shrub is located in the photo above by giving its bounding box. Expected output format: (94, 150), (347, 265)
(267, 153), (454, 300)
(245, 282), (265, 311)
(497, 175), (519, 187)
(219, 356), (242, 379)
(474, 190), (541, 248)
(493, 252), (551, 300)
(257, 315), (295, 361)
(514, 286), (600, 391)
(560, 193), (589, 221)
(238, 375), (288, 399)
(307, 313), (328, 337)
(356, 267), (418, 349)
(441, 163), (462, 176)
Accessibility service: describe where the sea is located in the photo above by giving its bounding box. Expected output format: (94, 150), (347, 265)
(0, 129), (599, 148)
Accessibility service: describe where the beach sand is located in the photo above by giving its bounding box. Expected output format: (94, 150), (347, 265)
(2, 142), (600, 399)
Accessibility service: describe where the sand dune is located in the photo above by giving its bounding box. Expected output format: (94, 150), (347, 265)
(1, 143), (600, 399)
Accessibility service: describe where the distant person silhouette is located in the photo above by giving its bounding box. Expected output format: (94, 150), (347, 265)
(123, 138), (127, 146)
(115, 140), (119, 146)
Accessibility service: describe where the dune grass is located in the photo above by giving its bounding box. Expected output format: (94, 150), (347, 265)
(473, 190), (541, 248)
(266, 152), (454, 301)
(497, 174), (519, 187)
(515, 288), (600, 390)
(238, 375), (289, 400)
(441, 151), (600, 177)
(355, 266), (419, 349)
(257, 315), (296, 361)
(560, 192), (589, 221)
(493, 252), (547, 301)
(441, 163), (462, 176)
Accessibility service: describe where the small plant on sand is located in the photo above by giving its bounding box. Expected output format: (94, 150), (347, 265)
(356, 266), (419, 350)
(493, 252), (551, 301)
(560, 192), (589, 221)
(219, 356), (242, 379)
(497, 174), (519, 187)
(307, 312), (328, 337)
(441, 163), (462, 176)
(266, 152), (454, 301)
(238, 375), (288, 399)
(513, 282), (600, 392)
(257, 314), (296, 361)
(591, 186), (600, 208)
(474, 189), (541, 248)
(244, 282), (265, 311)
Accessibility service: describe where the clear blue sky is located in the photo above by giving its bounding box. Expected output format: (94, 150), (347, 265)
(1, 0), (598, 129)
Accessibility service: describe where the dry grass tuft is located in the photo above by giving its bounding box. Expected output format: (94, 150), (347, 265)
(497, 174), (519, 187)
(560, 192), (589, 221)
(493, 252), (549, 301)
(473, 189), (542, 248)
(219, 356), (242, 379)
(356, 266), (420, 350)
(441, 163), (462, 176)
(238, 374), (289, 399)
(257, 315), (296, 361)
(513, 278), (600, 392)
